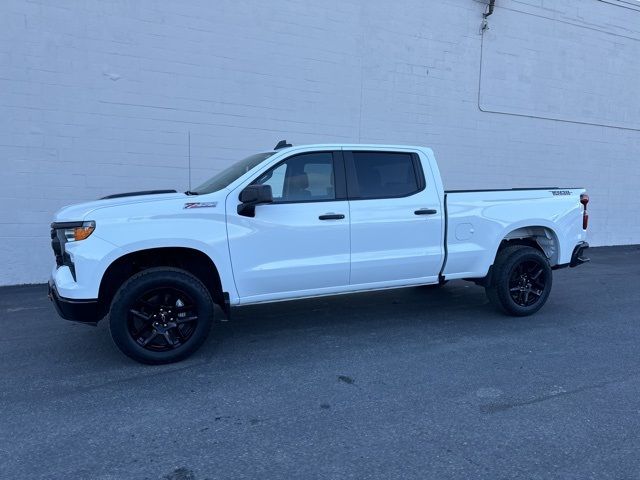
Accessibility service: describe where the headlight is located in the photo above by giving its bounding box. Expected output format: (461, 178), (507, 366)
(63, 221), (96, 242)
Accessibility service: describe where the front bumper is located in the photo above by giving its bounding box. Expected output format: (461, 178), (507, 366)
(570, 241), (590, 267)
(48, 281), (104, 325)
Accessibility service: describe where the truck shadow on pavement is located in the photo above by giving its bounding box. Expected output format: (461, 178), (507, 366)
(191, 280), (558, 364)
(3, 280), (564, 369)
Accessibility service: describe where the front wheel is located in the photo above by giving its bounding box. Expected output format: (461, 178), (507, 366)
(109, 268), (214, 364)
(485, 246), (552, 316)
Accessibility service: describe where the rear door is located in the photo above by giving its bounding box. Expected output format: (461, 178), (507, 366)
(344, 149), (444, 285)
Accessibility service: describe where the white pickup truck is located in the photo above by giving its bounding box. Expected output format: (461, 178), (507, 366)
(49, 142), (590, 364)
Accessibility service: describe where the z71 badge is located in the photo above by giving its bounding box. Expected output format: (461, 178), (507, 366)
(183, 202), (217, 209)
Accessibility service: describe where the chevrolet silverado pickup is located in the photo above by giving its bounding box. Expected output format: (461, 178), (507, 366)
(49, 142), (590, 364)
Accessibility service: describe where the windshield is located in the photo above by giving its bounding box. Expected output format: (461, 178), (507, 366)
(191, 152), (275, 194)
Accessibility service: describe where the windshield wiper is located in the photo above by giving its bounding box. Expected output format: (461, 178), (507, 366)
(184, 190), (199, 196)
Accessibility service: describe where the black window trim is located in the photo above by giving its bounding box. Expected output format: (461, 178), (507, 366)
(247, 150), (347, 205)
(343, 150), (426, 201)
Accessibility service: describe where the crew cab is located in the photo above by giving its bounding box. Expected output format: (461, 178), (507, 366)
(48, 142), (590, 364)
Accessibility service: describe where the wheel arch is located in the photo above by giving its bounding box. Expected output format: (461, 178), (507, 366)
(471, 224), (560, 287)
(497, 225), (560, 266)
(98, 247), (225, 314)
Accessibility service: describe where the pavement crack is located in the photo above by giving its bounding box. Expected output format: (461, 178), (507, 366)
(480, 372), (640, 414)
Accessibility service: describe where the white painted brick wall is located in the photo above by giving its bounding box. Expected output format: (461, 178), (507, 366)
(1, 0), (638, 285)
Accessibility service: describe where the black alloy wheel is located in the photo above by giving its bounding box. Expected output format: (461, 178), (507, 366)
(485, 245), (553, 316)
(110, 268), (214, 364)
(128, 287), (198, 352)
(508, 259), (548, 307)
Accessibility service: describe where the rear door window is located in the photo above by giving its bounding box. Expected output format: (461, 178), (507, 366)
(346, 151), (423, 199)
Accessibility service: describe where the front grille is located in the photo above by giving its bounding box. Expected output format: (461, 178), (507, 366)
(50, 225), (77, 280)
(51, 227), (63, 267)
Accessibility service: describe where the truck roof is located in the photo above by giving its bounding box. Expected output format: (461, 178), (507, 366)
(272, 143), (433, 153)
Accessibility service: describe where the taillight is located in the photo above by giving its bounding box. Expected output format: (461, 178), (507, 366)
(580, 193), (589, 230)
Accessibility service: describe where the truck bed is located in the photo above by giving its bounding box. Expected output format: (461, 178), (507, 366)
(441, 187), (586, 280)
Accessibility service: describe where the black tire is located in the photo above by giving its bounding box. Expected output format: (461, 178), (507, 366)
(109, 267), (214, 364)
(485, 245), (553, 316)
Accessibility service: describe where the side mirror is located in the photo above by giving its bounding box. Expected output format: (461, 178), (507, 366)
(237, 184), (273, 217)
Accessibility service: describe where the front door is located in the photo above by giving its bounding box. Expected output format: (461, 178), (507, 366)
(226, 151), (350, 302)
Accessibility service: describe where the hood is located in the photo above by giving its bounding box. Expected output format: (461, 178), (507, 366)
(54, 191), (189, 222)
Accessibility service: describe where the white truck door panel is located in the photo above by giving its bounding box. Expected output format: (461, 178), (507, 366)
(345, 149), (444, 285)
(226, 151), (350, 300)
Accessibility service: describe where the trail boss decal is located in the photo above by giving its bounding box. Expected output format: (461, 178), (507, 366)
(183, 202), (217, 209)
(551, 190), (571, 196)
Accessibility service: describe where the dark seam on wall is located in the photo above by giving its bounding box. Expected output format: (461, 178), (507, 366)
(477, 3), (640, 132)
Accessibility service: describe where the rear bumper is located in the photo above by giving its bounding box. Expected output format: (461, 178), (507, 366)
(48, 281), (103, 325)
(570, 241), (590, 267)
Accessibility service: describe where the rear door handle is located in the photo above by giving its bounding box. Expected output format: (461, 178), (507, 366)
(414, 208), (437, 215)
(319, 213), (345, 220)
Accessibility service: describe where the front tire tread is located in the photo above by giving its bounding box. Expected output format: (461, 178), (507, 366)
(109, 267), (214, 365)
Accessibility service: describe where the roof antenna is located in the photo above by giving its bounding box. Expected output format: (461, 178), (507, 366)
(274, 139), (292, 150)
(188, 130), (192, 190)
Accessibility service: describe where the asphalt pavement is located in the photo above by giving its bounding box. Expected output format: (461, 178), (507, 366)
(1, 246), (639, 479)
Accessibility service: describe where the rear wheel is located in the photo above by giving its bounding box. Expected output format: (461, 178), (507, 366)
(109, 268), (214, 364)
(485, 246), (552, 316)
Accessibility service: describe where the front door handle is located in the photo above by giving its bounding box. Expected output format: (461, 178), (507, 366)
(414, 208), (438, 215)
(319, 213), (345, 220)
